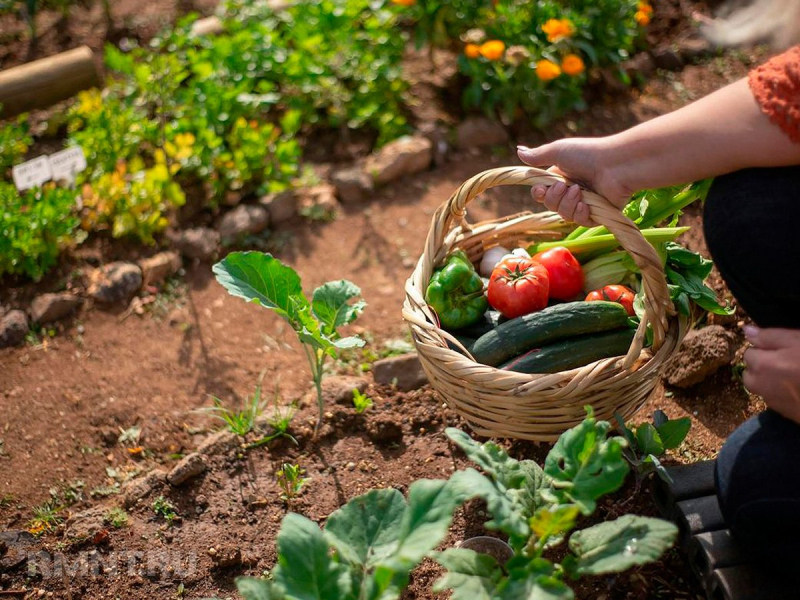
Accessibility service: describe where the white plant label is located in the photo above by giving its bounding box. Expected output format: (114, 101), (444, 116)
(49, 146), (87, 182)
(12, 156), (52, 191)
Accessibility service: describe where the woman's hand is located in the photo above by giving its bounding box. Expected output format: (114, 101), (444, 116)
(517, 138), (634, 226)
(744, 326), (800, 424)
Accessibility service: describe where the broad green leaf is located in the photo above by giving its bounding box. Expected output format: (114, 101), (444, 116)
(613, 412), (636, 448)
(652, 410), (668, 429)
(213, 252), (310, 325)
(635, 423), (664, 456)
(237, 577), (284, 600)
(334, 336), (366, 350)
(498, 559), (574, 600)
(449, 469), (530, 542)
(529, 505), (580, 542)
(656, 417), (691, 450)
(324, 488), (406, 567)
(567, 515), (678, 576)
(645, 454), (673, 484)
(543, 407), (629, 515)
(445, 428), (529, 490)
(273, 513), (354, 599)
(432, 548), (501, 600)
(311, 280), (366, 336)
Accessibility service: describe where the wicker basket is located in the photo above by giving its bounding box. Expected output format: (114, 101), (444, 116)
(402, 166), (688, 442)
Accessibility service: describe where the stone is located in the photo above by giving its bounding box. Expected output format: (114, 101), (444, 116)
(300, 375), (370, 408)
(64, 506), (107, 540)
(331, 167), (374, 204)
(677, 36), (712, 62)
(260, 190), (298, 224)
(122, 469), (167, 509)
(0, 310), (28, 348)
(455, 117), (509, 150)
(366, 415), (403, 444)
(365, 135), (432, 186)
(167, 453), (207, 486)
(138, 251), (181, 287)
(197, 430), (240, 456)
(299, 184), (340, 220)
(216, 204), (269, 241)
(171, 227), (220, 261)
(372, 353), (428, 391)
(651, 47), (684, 71)
(664, 325), (737, 389)
(418, 122), (450, 167)
(30, 293), (82, 324)
(621, 52), (656, 78)
(0, 530), (36, 572)
(88, 262), (142, 304)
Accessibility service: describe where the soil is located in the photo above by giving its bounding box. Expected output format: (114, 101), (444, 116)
(0, 1), (776, 598)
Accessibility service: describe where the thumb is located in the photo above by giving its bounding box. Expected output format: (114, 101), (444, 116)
(517, 142), (560, 167)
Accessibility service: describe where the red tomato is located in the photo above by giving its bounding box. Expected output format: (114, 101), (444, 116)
(532, 247), (584, 301)
(585, 285), (636, 316)
(488, 257), (550, 318)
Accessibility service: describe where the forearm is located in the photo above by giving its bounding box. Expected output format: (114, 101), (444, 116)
(603, 78), (800, 192)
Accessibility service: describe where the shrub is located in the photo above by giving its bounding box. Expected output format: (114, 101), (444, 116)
(0, 111), (32, 176)
(0, 182), (80, 280)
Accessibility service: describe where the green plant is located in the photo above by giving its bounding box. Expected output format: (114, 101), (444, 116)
(0, 110), (32, 174)
(248, 391), (297, 448)
(615, 409), (691, 485)
(213, 251), (366, 435)
(351, 389), (373, 414)
(104, 507), (129, 529)
(152, 496), (179, 524)
(276, 463), (309, 505)
(28, 499), (63, 536)
(0, 182), (80, 281)
(236, 407), (677, 599)
(0, 494), (13, 508)
(452, 0), (645, 125)
(201, 382), (265, 437)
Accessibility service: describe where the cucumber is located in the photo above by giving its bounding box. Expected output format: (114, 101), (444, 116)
(471, 301), (631, 366)
(500, 328), (636, 374)
(450, 310), (506, 338)
(447, 334), (476, 355)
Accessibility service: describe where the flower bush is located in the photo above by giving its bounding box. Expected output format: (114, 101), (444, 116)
(395, 0), (646, 126)
(0, 112), (32, 176)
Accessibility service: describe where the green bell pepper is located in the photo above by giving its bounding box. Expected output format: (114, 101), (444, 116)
(425, 251), (488, 330)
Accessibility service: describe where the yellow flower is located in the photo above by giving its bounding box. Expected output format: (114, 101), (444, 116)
(638, 1), (653, 14)
(562, 53), (585, 76)
(479, 40), (506, 61)
(464, 43), (481, 59)
(542, 18), (575, 43)
(391, 0), (415, 5)
(635, 10), (651, 26)
(75, 89), (103, 116)
(536, 59), (562, 81)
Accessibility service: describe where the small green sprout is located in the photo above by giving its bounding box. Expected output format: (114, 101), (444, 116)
(152, 496), (179, 524)
(28, 499), (63, 535)
(276, 463), (310, 505)
(200, 382), (265, 437)
(352, 389), (374, 414)
(104, 507), (129, 529)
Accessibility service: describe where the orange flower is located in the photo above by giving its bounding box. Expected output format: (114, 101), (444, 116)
(635, 10), (651, 26)
(638, 1), (653, 14)
(542, 18), (575, 43)
(391, 0), (415, 5)
(536, 59), (562, 81)
(479, 40), (506, 61)
(562, 53), (585, 76)
(464, 43), (481, 59)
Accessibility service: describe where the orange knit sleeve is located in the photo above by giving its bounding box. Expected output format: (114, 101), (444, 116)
(748, 45), (800, 143)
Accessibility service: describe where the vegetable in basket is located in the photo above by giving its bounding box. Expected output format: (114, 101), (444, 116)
(532, 246), (584, 300)
(586, 284), (636, 316)
(487, 255), (549, 318)
(425, 250), (488, 330)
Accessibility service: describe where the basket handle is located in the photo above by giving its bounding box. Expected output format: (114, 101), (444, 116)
(423, 165), (674, 366)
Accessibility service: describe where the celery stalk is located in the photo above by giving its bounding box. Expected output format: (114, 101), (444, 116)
(528, 226), (689, 257)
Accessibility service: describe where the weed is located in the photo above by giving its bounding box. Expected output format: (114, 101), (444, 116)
(276, 463), (309, 504)
(118, 425), (142, 446)
(152, 496), (179, 524)
(352, 389), (373, 414)
(0, 493), (14, 508)
(104, 507), (129, 529)
(200, 382), (265, 437)
(29, 500), (63, 536)
(248, 389), (297, 448)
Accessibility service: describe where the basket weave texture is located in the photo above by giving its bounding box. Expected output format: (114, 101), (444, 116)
(402, 166), (688, 442)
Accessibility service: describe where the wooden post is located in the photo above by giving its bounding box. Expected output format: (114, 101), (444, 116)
(0, 46), (100, 118)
